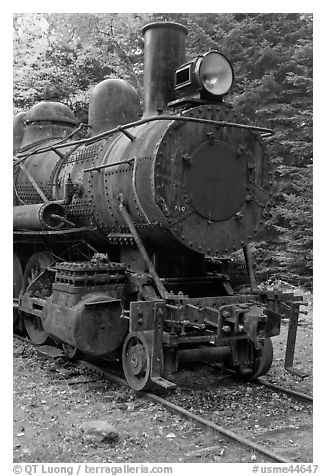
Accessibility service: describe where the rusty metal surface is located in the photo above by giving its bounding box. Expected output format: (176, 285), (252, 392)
(18, 162), (49, 203)
(13, 112), (26, 153)
(27, 259), (129, 355)
(14, 143), (77, 206)
(13, 253), (23, 327)
(25, 101), (77, 125)
(184, 140), (247, 221)
(43, 292), (127, 355)
(128, 292), (279, 349)
(72, 103), (271, 254)
(142, 22), (188, 116)
(154, 105), (271, 255)
(22, 101), (77, 148)
(14, 108), (272, 250)
(88, 79), (140, 135)
(284, 301), (309, 378)
(35, 108), (269, 249)
(15, 114), (274, 159)
(118, 198), (169, 298)
(14, 150), (60, 203)
(177, 346), (231, 363)
(13, 202), (65, 230)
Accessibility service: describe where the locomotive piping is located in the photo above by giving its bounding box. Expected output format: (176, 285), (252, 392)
(13, 202), (66, 230)
(118, 196), (169, 298)
(14, 116), (274, 162)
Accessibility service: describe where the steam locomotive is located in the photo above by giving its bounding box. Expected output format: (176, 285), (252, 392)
(13, 22), (304, 391)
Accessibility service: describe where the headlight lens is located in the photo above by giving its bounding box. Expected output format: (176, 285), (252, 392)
(199, 52), (234, 96)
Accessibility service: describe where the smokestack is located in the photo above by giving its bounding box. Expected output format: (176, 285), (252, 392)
(142, 21), (188, 117)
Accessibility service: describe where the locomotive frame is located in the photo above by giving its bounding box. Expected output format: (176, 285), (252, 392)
(13, 21), (306, 391)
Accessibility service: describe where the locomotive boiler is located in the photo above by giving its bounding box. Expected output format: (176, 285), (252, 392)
(13, 21), (305, 390)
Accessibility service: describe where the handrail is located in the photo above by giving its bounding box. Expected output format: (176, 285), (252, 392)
(14, 114), (274, 165)
(83, 158), (135, 173)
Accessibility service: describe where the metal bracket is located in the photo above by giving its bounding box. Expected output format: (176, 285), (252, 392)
(242, 245), (259, 292)
(150, 302), (176, 390)
(118, 195), (169, 299)
(284, 301), (310, 379)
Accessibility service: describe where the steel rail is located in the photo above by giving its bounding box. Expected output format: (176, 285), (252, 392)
(211, 364), (313, 404)
(13, 333), (30, 344)
(13, 335), (308, 463)
(142, 392), (290, 463)
(13, 334), (313, 404)
(255, 378), (313, 403)
(75, 360), (291, 463)
(232, 372), (314, 403)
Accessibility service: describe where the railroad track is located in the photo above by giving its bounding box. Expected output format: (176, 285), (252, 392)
(255, 377), (313, 403)
(13, 334), (313, 463)
(203, 361), (313, 403)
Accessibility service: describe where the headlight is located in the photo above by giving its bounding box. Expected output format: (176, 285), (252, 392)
(197, 52), (234, 96)
(174, 51), (234, 100)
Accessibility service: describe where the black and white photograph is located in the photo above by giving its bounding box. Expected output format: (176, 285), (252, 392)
(11, 5), (316, 473)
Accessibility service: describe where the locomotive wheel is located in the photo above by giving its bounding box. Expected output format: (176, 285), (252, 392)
(13, 253), (23, 330)
(235, 337), (274, 381)
(22, 251), (54, 291)
(122, 332), (154, 391)
(22, 251), (53, 345)
(62, 343), (80, 360)
(250, 337), (274, 379)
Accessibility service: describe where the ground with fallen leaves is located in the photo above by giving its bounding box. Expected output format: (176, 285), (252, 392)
(13, 287), (313, 463)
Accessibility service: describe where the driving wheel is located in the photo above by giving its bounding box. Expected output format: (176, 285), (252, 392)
(13, 253), (23, 330)
(23, 251), (53, 344)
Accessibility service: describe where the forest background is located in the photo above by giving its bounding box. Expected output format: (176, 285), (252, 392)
(13, 12), (313, 289)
